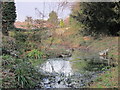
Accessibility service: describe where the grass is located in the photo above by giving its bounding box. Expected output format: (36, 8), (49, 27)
(86, 37), (119, 88)
(50, 28), (119, 89)
(71, 59), (88, 73)
(69, 58), (81, 62)
(89, 66), (118, 88)
(28, 58), (46, 67)
(2, 55), (44, 88)
(3, 27), (119, 88)
(88, 37), (118, 60)
(69, 36), (118, 88)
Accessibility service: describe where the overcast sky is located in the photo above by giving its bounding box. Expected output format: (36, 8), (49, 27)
(14, 0), (118, 22)
(15, 1), (72, 22)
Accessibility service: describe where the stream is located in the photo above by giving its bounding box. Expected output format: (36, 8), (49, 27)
(35, 54), (114, 88)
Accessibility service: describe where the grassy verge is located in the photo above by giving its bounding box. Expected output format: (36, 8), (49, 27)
(88, 37), (118, 61)
(87, 37), (119, 88)
(3, 28), (119, 88)
(1, 55), (45, 88)
(89, 66), (118, 88)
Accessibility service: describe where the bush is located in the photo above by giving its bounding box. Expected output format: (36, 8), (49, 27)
(26, 49), (43, 59)
(14, 31), (28, 42)
(2, 55), (42, 88)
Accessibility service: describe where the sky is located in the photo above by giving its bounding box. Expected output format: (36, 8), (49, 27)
(14, 0), (118, 22)
(15, 1), (72, 22)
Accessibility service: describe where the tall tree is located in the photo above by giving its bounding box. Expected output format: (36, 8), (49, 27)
(0, 2), (2, 31)
(48, 11), (59, 28)
(71, 2), (120, 37)
(109, 2), (120, 35)
(2, 1), (16, 36)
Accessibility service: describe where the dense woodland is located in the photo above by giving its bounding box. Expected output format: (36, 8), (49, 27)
(1, 1), (119, 88)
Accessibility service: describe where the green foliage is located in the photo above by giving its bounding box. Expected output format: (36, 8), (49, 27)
(29, 59), (45, 67)
(26, 42), (37, 51)
(60, 19), (64, 28)
(90, 67), (118, 88)
(14, 31), (28, 42)
(48, 11), (59, 27)
(71, 2), (120, 37)
(69, 15), (81, 29)
(7, 30), (48, 55)
(85, 61), (111, 71)
(9, 31), (15, 37)
(27, 30), (48, 43)
(30, 31), (42, 42)
(26, 49), (43, 59)
(2, 2), (16, 35)
(11, 32), (28, 54)
(2, 30), (47, 88)
(2, 55), (42, 88)
(2, 35), (17, 52)
(71, 58), (110, 74)
(15, 61), (38, 88)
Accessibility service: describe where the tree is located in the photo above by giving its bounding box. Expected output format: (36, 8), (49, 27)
(25, 16), (33, 24)
(0, 2), (2, 30)
(48, 11), (59, 28)
(70, 2), (120, 37)
(25, 16), (33, 29)
(60, 19), (64, 28)
(108, 2), (120, 35)
(2, 1), (16, 36)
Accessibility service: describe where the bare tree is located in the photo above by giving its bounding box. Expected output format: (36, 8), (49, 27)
(33, 1), (72, 53)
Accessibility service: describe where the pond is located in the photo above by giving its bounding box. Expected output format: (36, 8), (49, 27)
(39, 58), (73, 76)
(36, 53), (113, 88)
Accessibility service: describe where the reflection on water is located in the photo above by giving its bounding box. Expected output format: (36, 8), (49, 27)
(39, 50), (112, 76)
(40, 58), (73, 76)
(36, 52), (114, 88)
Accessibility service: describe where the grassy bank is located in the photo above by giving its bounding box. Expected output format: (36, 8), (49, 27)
(87, 37), (119, 61)
(2, 31), (47, 88)
(89, 66), (118, 88)
(59, 30), (119, 88)
(87, 37), (119, 88)
(2, 27), (119, 88)
(69, 36), (118, 88)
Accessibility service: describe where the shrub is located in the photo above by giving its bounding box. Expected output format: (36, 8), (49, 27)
(26, 49), (43, 59)
(14, 31), (28, 42)
(2, 55), (42, 88)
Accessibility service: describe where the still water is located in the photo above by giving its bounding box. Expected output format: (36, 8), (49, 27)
(40, 58), (73, 76)
(36, 55), (112, 88)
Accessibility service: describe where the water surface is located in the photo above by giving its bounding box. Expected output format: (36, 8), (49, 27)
(40, 58), (73, 76)
(36, 55), (112, 88)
